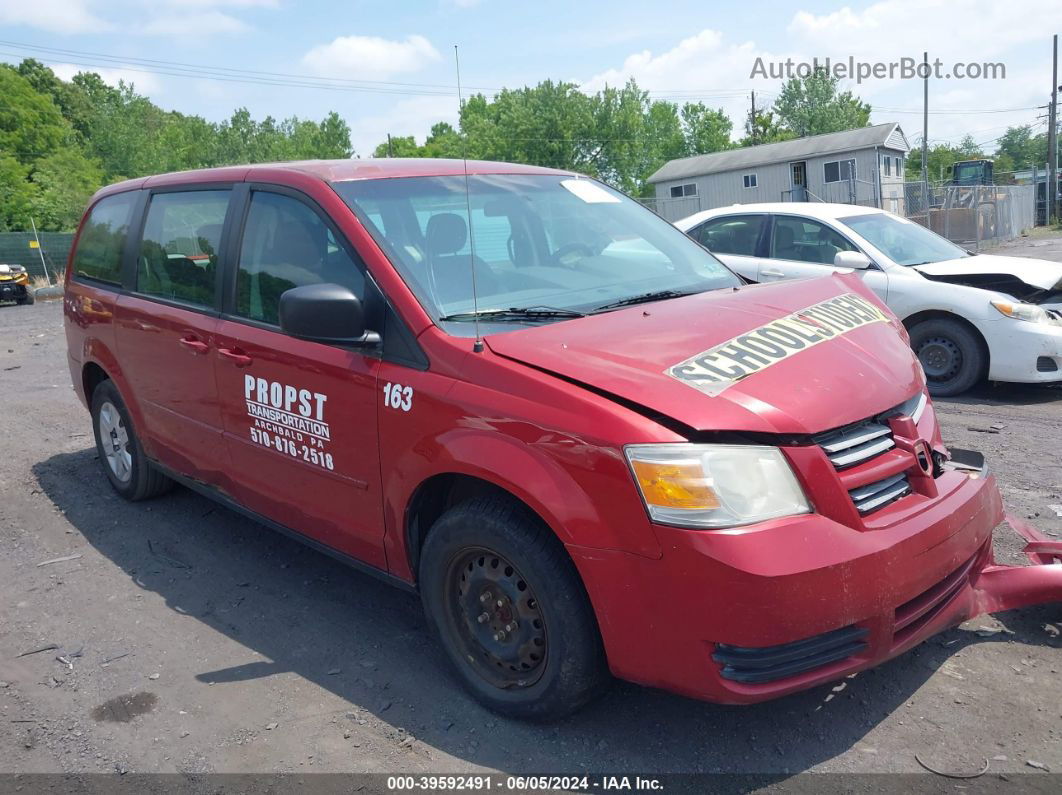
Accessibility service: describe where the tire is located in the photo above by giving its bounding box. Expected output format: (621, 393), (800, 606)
(16, 290), (34, 305)
(909, 319), (985, 397)
(90, 379), (173, 501)
(419, 496), (608, 720)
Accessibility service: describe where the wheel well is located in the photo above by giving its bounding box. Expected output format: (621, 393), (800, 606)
(82, 362), (110, 405)
(902, 310), (990, 372)
(405, 474), (537, 581)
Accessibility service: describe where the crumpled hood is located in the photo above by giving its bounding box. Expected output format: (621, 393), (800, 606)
(485, 274), (923, 436)
(913, 254), (1062, 293)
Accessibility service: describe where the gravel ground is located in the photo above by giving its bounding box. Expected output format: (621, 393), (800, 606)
(1, 253), (1060, 781)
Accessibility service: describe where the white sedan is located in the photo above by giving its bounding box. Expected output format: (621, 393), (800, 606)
(676, 203), (1062, 396)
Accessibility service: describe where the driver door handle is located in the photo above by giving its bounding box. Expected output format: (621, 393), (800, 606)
(178, 335), (209, 354)
(218, 347), (253, 368)
(761, 268), (786, 278)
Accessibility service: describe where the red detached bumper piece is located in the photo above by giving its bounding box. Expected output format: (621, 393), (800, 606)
(569, 471), (1062, 705)
(970, 513), (1062, 614)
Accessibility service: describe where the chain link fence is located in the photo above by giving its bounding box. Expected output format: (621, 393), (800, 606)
(0, 232), (74, 283)
(640, 182), (1037, 249)
(901, 184), (1035, 250)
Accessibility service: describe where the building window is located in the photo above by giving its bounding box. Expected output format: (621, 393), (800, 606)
(824, 158), (856, 184)
(742, 174), (758, 189)
(883, 156), (892, 176)
(669, 183), (697, 198)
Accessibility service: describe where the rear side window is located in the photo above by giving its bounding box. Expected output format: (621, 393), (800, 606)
(72, 193), (137, 284)
(136, 190), (231, 308)
(695, 215), (765, 256)
(235, 192), (364, 325)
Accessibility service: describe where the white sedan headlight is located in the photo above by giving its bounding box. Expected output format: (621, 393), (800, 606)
(624, 444), (811, 529)
(990, 299), (1059, 326)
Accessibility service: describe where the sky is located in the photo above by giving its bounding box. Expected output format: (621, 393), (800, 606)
(1, 0), (1060, 161)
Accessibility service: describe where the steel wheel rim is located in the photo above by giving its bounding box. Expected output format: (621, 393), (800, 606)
(445, 547), (547, 689)
(98, 401), (132, 483)
(918, 336), (962, 382)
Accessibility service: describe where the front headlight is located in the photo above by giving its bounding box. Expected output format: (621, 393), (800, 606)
(990, 299), (1057, 325)
(624, 444), (811, 529)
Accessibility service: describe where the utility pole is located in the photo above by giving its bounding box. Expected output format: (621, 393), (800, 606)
(1049, 34), (1059, 224)
(921, 51), (929, 187)
(750, 91), (756, 145)
(387, 133), (393, 158)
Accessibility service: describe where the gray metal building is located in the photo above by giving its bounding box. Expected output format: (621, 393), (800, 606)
(646, 122), (910, 221)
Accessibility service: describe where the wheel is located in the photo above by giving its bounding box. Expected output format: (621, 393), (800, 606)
(90, 379), (173, 501)
(16, 290), (34, 305)
(419, 496), (608, 720)
(909, 319), (986, 397)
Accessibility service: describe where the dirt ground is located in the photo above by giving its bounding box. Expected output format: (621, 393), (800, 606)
(1, 243), (1060, 780)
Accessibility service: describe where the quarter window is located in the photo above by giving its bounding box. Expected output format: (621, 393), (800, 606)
(823, 159), (856, 184)
(695, 215), (765, 256)
(742, 174), (758, 189)
(669, 183), (697, 198)
(136, 190), (231, 307)
(771, 216), (857, 265)
(72, 193), (137, 285)
(235, 192), (364, 325)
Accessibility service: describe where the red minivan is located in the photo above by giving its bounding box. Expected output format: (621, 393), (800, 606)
(64, 159), (1061, 719)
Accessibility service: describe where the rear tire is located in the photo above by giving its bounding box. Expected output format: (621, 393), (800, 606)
(90, 379), (173, 501)
(909, 319), (985, 397)
(419, 496), (609, 720)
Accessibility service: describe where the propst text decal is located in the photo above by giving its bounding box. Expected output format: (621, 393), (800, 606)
(243, 375), (335, 471)
(666, 293), (890, 396)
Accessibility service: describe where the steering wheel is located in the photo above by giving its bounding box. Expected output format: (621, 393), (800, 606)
(551, 242), (596, 268)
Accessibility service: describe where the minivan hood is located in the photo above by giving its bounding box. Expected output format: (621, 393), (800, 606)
(485, 274), (923, 436)
(913, 254), (1062, 297)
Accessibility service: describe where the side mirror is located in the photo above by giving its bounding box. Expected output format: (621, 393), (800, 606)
(834, 251), (873, 270)
(279, 283), (379, 346)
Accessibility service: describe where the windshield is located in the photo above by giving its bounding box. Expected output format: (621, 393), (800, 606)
(840, 212), (968, 267)
(334, 174), (739, 332)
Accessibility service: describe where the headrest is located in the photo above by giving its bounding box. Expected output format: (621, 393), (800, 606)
(426, 213), (468, 256)
(197, 224), (223, 255)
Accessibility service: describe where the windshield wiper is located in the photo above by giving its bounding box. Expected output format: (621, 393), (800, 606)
(591, 289), (698, 313)
(438, 306), (586, 322)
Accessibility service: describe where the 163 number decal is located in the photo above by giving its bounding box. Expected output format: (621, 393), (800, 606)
(383, 382), (413, 412)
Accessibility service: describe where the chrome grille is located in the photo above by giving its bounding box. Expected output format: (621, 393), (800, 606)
(849, 473), (911, 514)
(814, 421), (895, 469)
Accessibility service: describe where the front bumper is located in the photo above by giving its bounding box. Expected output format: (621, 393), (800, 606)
(569, 468), (1061, 704)
(985, 317), (1062, 383)
(0, 280), (29, 301)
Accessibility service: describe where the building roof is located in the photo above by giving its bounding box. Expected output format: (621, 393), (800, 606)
(648, 123), (909, 184)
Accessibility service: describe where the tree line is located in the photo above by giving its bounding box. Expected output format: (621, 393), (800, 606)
(1, 57), (1051, 232)
(1, 59), (352, 232)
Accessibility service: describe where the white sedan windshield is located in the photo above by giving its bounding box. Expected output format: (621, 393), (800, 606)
(840, 212), (969, 267)
(335, 174), (740, 331)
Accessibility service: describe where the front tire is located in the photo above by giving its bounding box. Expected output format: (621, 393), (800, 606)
(419, 496), (608, 720)
(90, 379), (173, 501)
(910, 319), (985, 397)
(16, 289), (34, 305)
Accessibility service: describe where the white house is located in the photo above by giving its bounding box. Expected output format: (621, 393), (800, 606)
(647, 122), (911, 221)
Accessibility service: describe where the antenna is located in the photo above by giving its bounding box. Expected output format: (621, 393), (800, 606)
(455, 45), (484, 353)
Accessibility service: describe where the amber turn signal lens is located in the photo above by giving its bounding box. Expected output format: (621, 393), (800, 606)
(629, 459), (721, 511)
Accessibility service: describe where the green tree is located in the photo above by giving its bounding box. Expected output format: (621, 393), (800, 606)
(0, 155), (38, 231)
(995, 125), (1048, 170)
(29, 148), (104, 231)
(0, 66), (72, 164)
(680, 102), (732, 156)
(739, 109), (794, 146)
(772, 69), (871, 138)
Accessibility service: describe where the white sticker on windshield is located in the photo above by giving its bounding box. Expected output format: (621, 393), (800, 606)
(560, 179), (621, 204)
